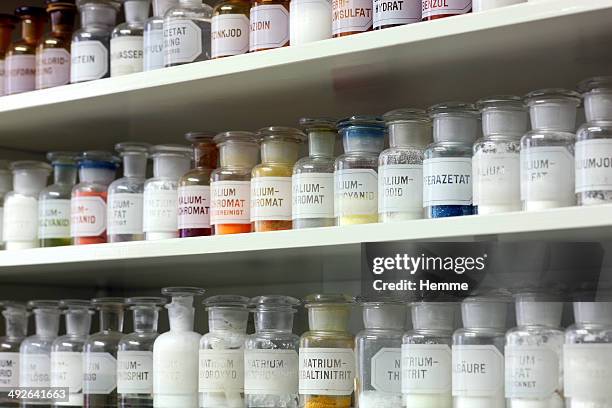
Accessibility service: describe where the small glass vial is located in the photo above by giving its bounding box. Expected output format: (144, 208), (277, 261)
(402, 302), (457, 408)
(117, 297), (166, 408)
(473, 0), (524, 12)
(20, 300), (61, 408)
(373, 0), (420, 29)
(211, 0), (249, 58)
(575, 76), (612, 205)
(0, 161), (11, 249)
(473, 96), (527, 215)
(249, 0), (290, 52)
(452, 296), (507, 408)
(3, 161), (52, 250)
(50, 300), (93, 407)
(110, 0), (150, 76)
(71, 151), (118, 245)
(4, 6), (46, 95)
(355, 299), (405, 408)
(0, 14), (19, 96)
(83, 298), (126, 408)
(292, 118), (337, 229)
(244, 296), (300, 408)
(422, 0), (471, 20)
(143, 0), (178, 70)
(251, 127), (305, 232)
(153, 287), (205, 408)
(143, 144), (191, 240)
(335, 116), (385, 225)
(332, 0), (373, 37)
(107, 142), (150, 243)
(379, 109), (432, 222)
(0, 302), (27, 408)
(289, 0), (331, 45)
(521, 89), (580, 211)
(210, 131), (258, 235)
(299, 294), (355, 408)
(71, 0), (120, 83)
(163, 0), (213, 67)
(36, 0), (76, 90)
(424, 102), (479, 218)
(564, 300), (612, 408)
(505, 293), (564, 408)
(39, 152), (77, 248)
(198, 295), (249, 408)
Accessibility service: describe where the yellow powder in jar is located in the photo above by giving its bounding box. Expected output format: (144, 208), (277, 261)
(304, 395), (352, 408)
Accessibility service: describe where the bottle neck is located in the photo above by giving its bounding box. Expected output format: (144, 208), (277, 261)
(3, 310), (27, 339)
(308, 131), (335, 157)
(50, 8), (76, 35)
(179, 0), (202, 8)
(34, 309), (60, 338)
(308, 307), (350, 332)
(54, 164), (77, 185)
(363, 305), (405, 330)
(123, 154), (147, 179)
(208, 308), (248, 332)
(388, 122), (430, 148)
(124, 0), (150, 23)
(433, 115), (478, 144)
(65, 309), (92, 336)
(193, 143), (218, 169)
(167, 296), (194, 332)
(14, 170), (49, 195)
(133, 307), (159, 333)
(261, 140), (299, 164)
(98, 308), (124, 332)
(80, 7), (117, 29)
(219, 142), (259, 168)
(254, 309), (294, 332)
(153, 0), (178, 17)
(22, 17), (46, 45)
(79, 167), (116, 185)
(153, 155), (190, 179)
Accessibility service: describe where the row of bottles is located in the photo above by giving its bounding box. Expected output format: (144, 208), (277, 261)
(1, 291), (611, 407)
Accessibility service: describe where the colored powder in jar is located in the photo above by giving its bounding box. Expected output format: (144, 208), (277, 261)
(304, 395), (352, 407)
(428, 205), (474, 218)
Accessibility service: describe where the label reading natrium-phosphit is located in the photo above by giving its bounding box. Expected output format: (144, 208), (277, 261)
(332, 0), (373, 36)
(378, 164), (422, 214)
(164, 20), (203, 65)
(250, 177), (292, 221)
(505, 345), (559, 398)
(292, 173), (334, 220)
(39, 199), (71, 239)
(211, 14), (250, 58)
(107, 193), (144, 235)
(373, 0), (420, 28)
(401, 344), (452, 393)
(71, 196), (107, 237)
(110, 36), (144, 76)
(83, 352), (117, 395)
(370, 347), (401, 393)
(210, 181), (250, 225)
(70, 41), (108, 82)
(249, 5), (290, 51)
(51, 351), (83, 392)
(20, 354), (51, 387)
(423, 158), (472, 207)
(472, 152), (520, 206)
(452, 345), (504, 397)
(299, 348), (355, 396)
(177, 185), (211, 229)
(334, 168), (378, 217)
(575, 139), (612, 193)
(117, 351), (153, 394)
(0, 352), (20, 388)
(422, 0), (472, 19)
(520, 147), (574, 202)
(564, 344), (612, 400)
(36, 48), (71, 89)
(198, 349), (244, 392)
(244, 349), (298, 395)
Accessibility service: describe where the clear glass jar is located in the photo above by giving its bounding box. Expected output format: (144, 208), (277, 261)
(473, 96), (527, 215)
(335, 116), (385, 225)
(473, 0), (524, 12)
(211, 0), (249, 58)
(210, 131), (259, 235)
(520, 88), (580, 211)
(299, 294), (355, 408)
(292, 118), (337, 229)
(251, 127), (305, 232)
(289, 0), (331, 45)
(379, 109), (431, 222)
(0, 14), (19, 96)
(373, 0), (420, 29)
(107, 142), (150, 243)
(143, 0), (177, 70)
(164, 0), (212, 67)
(118, 297), (166, 408)
(424, 102), (479, 218)
(244, 295), (300, 408)
(110, 0), (149, 76)
(0, 161), (11, 249)
(0, 301), (27, 408)
(249, 0), (290, 52)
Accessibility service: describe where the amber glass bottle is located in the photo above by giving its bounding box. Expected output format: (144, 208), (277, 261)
(211, 0), (250, 58)
(0, 14), (19, 96)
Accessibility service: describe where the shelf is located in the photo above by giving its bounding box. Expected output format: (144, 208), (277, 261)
(0, 0), (611, 152)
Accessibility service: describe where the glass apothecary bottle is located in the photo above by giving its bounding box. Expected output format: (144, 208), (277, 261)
(244, 295), (300, 408)
(110, 0), (149, 76)
(117, 297), (166, 408)
(143, 144), (191, 240)
(331, 0), (372, 37)
(575, 76), (612, 206)
(210, 131), (259, 235)
(163, 0), (212, 67)
(249, 0), (290, 52)
(422, 0), (471, 21)
(83, 298), (126, 408)
(292, 118), (337, 229)
(51, 299), (93, 407)
(0, 301), (27, 408)
(473, 96), (527, 215)
(143, 0), (178, 70)
(153, 287), (206, 408)
(71, 0), (119, 83)
(505, 293), (564, 408)
(379, 109), (431, 222)
(3, 161), (52, 250)
(335, 116), (385, 225)
(36, 0), (76, 90)
(0, 14), (19, 96)
(520, 88), (580, 211)
(211, 0), (249, 58)
(299, 294), (355, 408)
(251, 127), (305, 232)
(71, 151), (118, 245)
(0, 161), (11, 249)
(107, 142), (150, 243)
(355, 299), (405, 408)
(289, 0), (330, 45)
(39, 152), (77, 248)
(373, 0), (420, 29)
(424, 102), (479, 218)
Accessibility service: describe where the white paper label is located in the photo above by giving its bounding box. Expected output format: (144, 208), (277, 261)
(452, 345), (504, 397)
(505, 345), (559, 398)
(177, 185), (211, 229)
(334, 169), (378, 216)
(332, 0), (373, 35)
(423, 158), (472, 206)
(70, 41), (108, 82)
(83, 352), (117, 395)
(154, 350), (198, 394)
(21, 354), (51, 387)
(39, 199), (71, 239)
(0, 59), (5, 96)
(244, 349), (298, 395)
(107, 193), (144, 235)
(3, 196), (38, 242)
(370, 347), (401, 393)
(5, 55), (35, 94)
(292, 173), (334, 220)
(71, 196), (107, 237)
(198, 349), (244, 392)
(472, 152), (520, 206)
(212, 14), (249, 58)
(250, 177), (292, 221)
(520, 147), (575, 202)
(299, 348), (355, 396)
(143, 28), (164, 71)
(374, 0), (421, 28)
(51, 351), (83, 392)
(401, 344), (452, 393)
(249, 5), (289, 51)
(422, 0), (472, 18)
(378, 164), (423, 214)
(575, 139), (612, 192)
(143, 189), (178, 232)
(211, 181), (251, 225)
(0, 352), (20, 388)
(117, 351), (153, 394)
(564, 344), (612, 399)
(111, 36), (144, 76)
(36, 48), (71, 89)
(164, 20), (202, 65)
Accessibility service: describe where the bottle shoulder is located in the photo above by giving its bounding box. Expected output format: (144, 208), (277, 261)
(52, 335), (86, 352)
(118, 332), (158, 351)
(166, 4), (213, 21)
(179, 168), (213, 186)
(335, 153), (379, 170)
(425, 142), (472, 158)
(294, 156), (335, 174)
(211, 167), (251, 181)
(40, 185), (72, 199)
(108, 177), (145, 193)
(252, 164), (293, 178)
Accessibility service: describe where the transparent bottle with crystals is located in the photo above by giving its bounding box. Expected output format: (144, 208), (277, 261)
(107, 142), (150, 243)
(473, 96), (528, 215)
(378, 109), (432, 222)
(211, 0), (249, 58)
(0, 161), (11, 249)
(51, 299), (93, 407)
(163, 0), (213, 67)
(0, 14), (19, 96)
(144, 0), (177, 70)
(520, 88), (580, 211)
(0, 301), (27, 408)
(292, 118), (337, 229)
(118, 297), (166, 408)
(111, 0), (149, 76)
(83, 298), (126, 408)
(299, 294), (355, 408)
(244, 295), (300, 408)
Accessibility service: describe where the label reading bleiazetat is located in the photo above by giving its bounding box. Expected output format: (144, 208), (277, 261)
(117, 351), (153, 394)
(110, 36), (144, 76)
(505, 345), (559, 398)
(177, 185), (211, 229)
(244, 349), (298, 395)
(292, 173), (334, 220)
(71, 196), (107, 237)
(334, 168), (378, 217)
(39, 199), (71, 239)
(251, 177), (292, 221)
(249, 5), (289, 51)
(401, 344), (452, 393)
(575, 139), (612, 193)
(164, 20), (203, 65)
(0, 352), (20, 388)
(332, 0), (373, 36)
(212, 14), (250, 58)
(20, 354), (51, 387)
(83, 352), (117, 395)
(472, 152), (520, 206)
(421, 0), (472, 19)
(370, 347), (401, 393)
(564, 343), (612, 400)
(520, 146), (574, 203)
(373, 0), (420, 28)
(299, 348), (355, 396)
(378, 164), (423, 214)
(198, 349), (244, 393)
(70, 41), (108, 82)
(143, 189), (178, 233)
(51, 351), (83, 392)
(423, 157), (472, 207)
(107, 193), (144, 235)
(210, 181), (250, 225)
(5, 55), (35, 94)
(36, 48), (71, 89)
(452, 345), (504, 397)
